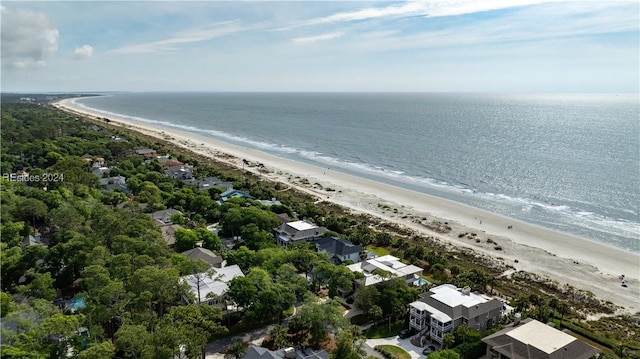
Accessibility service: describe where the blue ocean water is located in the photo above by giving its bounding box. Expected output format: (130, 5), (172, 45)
(74, 93), (640, 253)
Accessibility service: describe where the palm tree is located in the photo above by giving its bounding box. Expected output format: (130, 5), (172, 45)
(268, 325), (291, 350)
(442, 332), (455, 349)
(556, 303), (569, 323)
(224, 339), (246, 359)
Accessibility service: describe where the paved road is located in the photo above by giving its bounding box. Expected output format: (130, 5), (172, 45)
(366, 337), (424, 359)
(206, 322), (277, 358)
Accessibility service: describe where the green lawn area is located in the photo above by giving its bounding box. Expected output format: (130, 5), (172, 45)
(366, 245), (391, 256)
(375, 345), (411, 359)
(363, 321), (406, 339)
(282, 305), (295, 317)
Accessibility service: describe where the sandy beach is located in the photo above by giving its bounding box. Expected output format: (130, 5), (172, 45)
(55, 98), (640, 313)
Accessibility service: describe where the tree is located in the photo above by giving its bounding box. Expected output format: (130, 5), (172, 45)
(224, 339), (246, 359)
(227, 275), (258, 309)
(195, 228), (221, 251)
(428, 349), (460, 359)
(77, 341), (116, 359)
(162, 304), (226, 359)
(442, 332), (455, 349)
(16, 270), (56, 301)
(115, 324), (154, 359)
(288, 299), (349, 348)
(370, 305), (383, 324)
(556, 303), (569, 322)
(13, 197), (48, 228)
(354, 285), (380, 317)
(174, 228), (198, 253)
(1, 291), (15, 318)
(266, 325), (291, 350)
(332, 326), (366, 359)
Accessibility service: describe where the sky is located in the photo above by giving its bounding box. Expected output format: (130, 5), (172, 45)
(1, 0), (638, 93)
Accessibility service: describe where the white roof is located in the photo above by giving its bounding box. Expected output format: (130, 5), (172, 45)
(347, 255), (423, 286)
(410, 301), (453, 323)
(430, 284), (488, 308)
(182, 265), (244, 302)
(287, 220), (318, 231)
(507, 319), (575, 354)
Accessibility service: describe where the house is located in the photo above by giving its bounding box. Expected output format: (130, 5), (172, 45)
(218, 189), (253, 204)
(92, 166), (111, 177)
(243, 346), (329, 359)
(181, 247), (226, 268)
(276, 213), (294, 224)
(346, 255), (423, 287)
(182, 177), (233, 191)
(181, 265), (244, 309)
(408, 284), (503, 344)
(149, 208), (183, 226)
(164, 163), (194, 180)
(314, 236), (362, 263)
(482, 318), (600, 359)
(275, 220), (326, 246)
(99, 176), (129, 194)
(159, 224), (183, 248)
(23, 233), (47, 247)
(135, 148), (158, 159)
(160, 159), (184, 171)
(259, 198), (282, 206)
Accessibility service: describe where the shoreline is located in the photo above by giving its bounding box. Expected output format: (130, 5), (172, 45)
(54, 98), (640, 313)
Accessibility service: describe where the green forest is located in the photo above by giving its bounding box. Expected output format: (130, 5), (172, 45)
(1, 102), (637, 359)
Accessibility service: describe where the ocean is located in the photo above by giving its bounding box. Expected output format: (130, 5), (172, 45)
(73, 93), (640, 253)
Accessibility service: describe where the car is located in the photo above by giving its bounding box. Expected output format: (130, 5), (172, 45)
(422, 345), (437, 355)
(398, 329), (412, 339)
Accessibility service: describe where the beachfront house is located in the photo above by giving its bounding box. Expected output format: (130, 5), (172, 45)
(274, 220), (326, 246)
(181, 265), (244, 310)
(482, 318), (600, 359)
(182, 176), (234, 192)
(314, 236), (363, 264)
(218, 189), (253, 204)
(135, 148), (158, 159)
(408, 284), (503, 344)
(346, 255), (423, 287)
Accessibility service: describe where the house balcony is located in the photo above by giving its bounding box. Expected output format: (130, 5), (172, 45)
(410, 308), (428, 318)
(430, 321), (452, 333)
(410, 318), (428, 331)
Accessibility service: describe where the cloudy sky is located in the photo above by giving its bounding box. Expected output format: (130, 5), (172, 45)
(1, 1), (638, 92)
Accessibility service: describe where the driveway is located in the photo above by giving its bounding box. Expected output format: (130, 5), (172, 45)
(366, 336), (424, 359)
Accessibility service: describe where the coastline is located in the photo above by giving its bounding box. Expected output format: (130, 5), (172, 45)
(54, 98), (640, 313)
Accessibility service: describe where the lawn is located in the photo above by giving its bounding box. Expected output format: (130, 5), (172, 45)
(366, 245), (391, 256)
(375, 345), (411, 359)
(363, 321), (406, 339)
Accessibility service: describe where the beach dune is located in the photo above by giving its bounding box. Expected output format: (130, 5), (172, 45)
(55, 98), (640, 313)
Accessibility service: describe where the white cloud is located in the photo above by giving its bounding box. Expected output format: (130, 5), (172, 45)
(0, 6), (59, 69)
(292, 31), (345, 44)
(73, 45), (94, 60)
(295, 0), (560, 27)
(111, 21), (248, 54)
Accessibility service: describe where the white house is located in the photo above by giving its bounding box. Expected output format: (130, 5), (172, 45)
(181, 265), (244, 310)
(346, 255), (423, 287)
